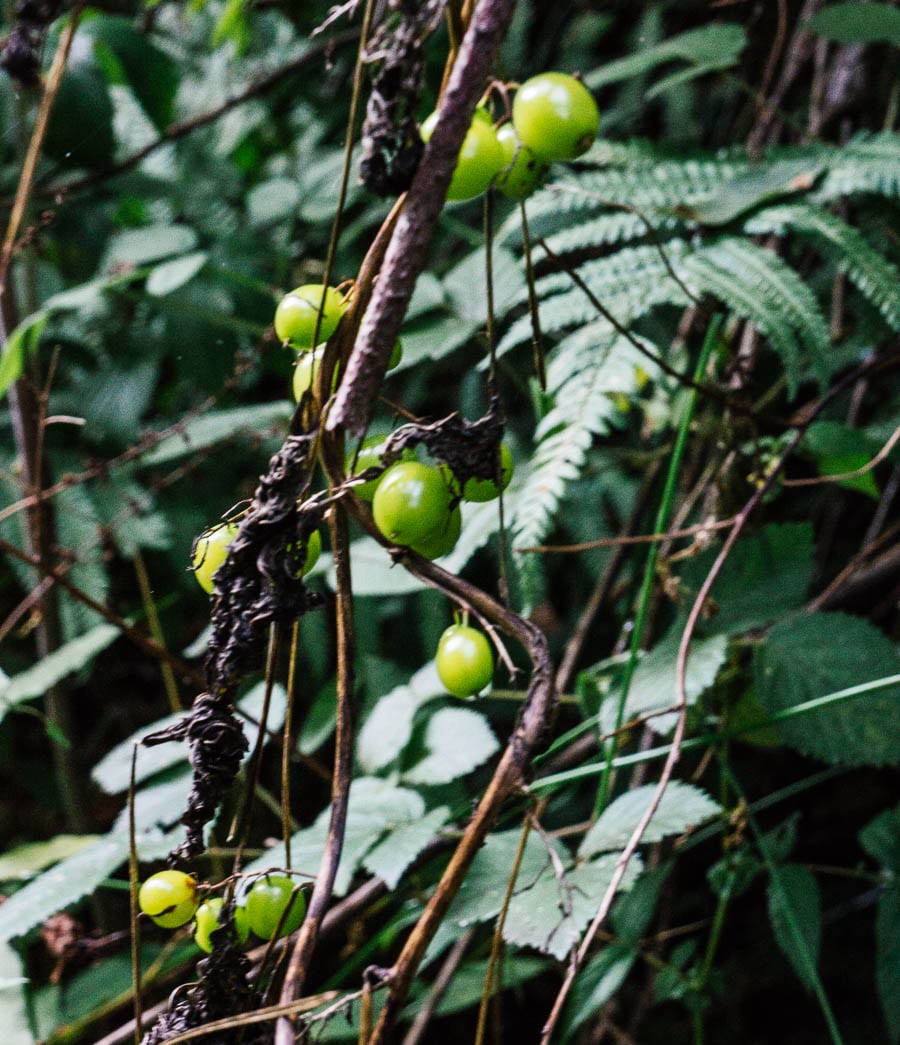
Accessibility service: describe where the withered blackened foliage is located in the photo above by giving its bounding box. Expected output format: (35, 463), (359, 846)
(383, 398), (505, 489)
(141, 943), (271, 1045)
(0, 0), (63, 87)
(359, 0), (446, 196)
(144, 431), (324, 861)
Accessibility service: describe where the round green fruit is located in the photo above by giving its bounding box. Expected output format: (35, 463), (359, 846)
(245, 875), (306, 940)
(436, 624), (494, 698)
(494, 123), (550, 200)
(192, 522), (239, 595)
(372, 461), (453, 546)
(139, 870), (200, 929)
(461, 443), (514, 503)
(193, 898), (250, 953)
(292, 346), (339, 402)
(290, 528), (322, 577)
(421, 110), (505, 202)
(410, 504), (462, 560)
(512, 72), (599, 161)
(274, 285), (346, 349)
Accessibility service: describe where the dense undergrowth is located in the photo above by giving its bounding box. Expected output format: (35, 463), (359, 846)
(0, 2), (898, 1044)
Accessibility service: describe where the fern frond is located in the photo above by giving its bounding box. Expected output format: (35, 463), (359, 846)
(540, 211), (684, 259)
(683, 238), (830, 393)
(498, 242), (691, 356)
(512, 326), (658, 551)
(811, 131), (900, 202)
(747, 203), (900, 330)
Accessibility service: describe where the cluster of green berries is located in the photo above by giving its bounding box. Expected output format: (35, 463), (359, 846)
(137, 870), (306, 951)
(421, 71), (600, 203)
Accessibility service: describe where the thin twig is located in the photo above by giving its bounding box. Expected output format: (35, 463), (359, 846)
(402, 928), (477, 1045)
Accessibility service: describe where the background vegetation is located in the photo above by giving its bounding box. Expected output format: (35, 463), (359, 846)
(0, 1), (898, 1043)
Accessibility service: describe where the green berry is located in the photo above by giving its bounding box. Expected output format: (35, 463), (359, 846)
(512, 72), (599, 161)
(421, 110), (505, 202)
(372, 461), (454, 547)
(245, 875), (306, 940)
(192, 522), (239, 595)
(138, 870), (199, 929)
(436, 624), (494, 697)
(494, 124), (550, 200)
(193, 898), (250, 953)
(274, 285), (347, 349)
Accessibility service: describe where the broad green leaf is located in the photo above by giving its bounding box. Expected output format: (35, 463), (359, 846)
(579, 782), (722, 858)
(808, 3), (900, 44)
(611, 863), (670, 943)
(767, 863), (821, 990)
(755, 612), (900, 766)
(0, 624), (119, 718)
(0, 310), (48, 398)
(83, 15), (179, 130)
(860, 805), (900, 871)
(876, 885), (900, 1043)
(586, 24), (746, 88)
(619, 633), (729, 734)
(92, 682), (287, 793)
(103, 225), (198, 271)
(0, 773), (191, 942)
(680, 523), (815, 635)
(680, 160), (823, 226)
(145, 252), (208, 297)
(503, 852), (642, 959)
(362, 806), (451, 889)
(802, 421), (883, 498)
(0, 942), (35, 1045)
(0, 835), (100, 882)
(356, 663), (444, 774)
(442, 246), (523, 324)
(562, 943), (637, 1037)
(137, 402), (292, 466)
(401, 706), (499, 785)
(45, 61), (114, 169)
(247, 179), (301, 227)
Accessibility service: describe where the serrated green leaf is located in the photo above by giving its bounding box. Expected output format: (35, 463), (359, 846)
(92, 682), (287, 793)
(808, 3), (900, 44)
(767, 863), (821, 990)
(362, 806), (451, 889)
(579, 782), (721, 858)
(402, 706), (499, 785)
(0, 624), (119, 719)
(0, 773), (191, 942)
(443, 829), (562, 930)
(619, 633), (728, 734)
(137, 402), (292, 467)
(755, 612), (900, 766)
(503, 852), (642, 959)
(0, 942), (35, 1045)
(242, 778), (425, 896)
(680, 523), (815, 634)
(356, 663), (444, 774)
(860, 805), (900, 871)
(408, 956), (548, 1019)
(876, 884), (900, 1043)
(145, 252), (208, 297)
